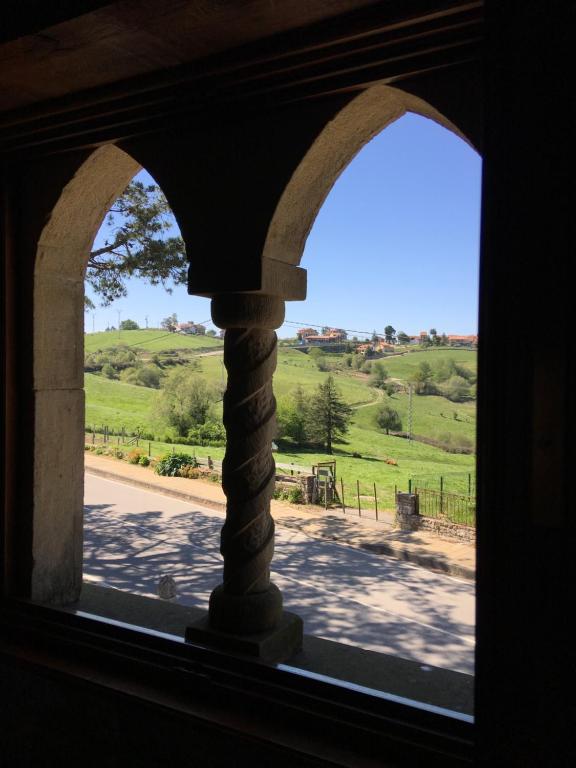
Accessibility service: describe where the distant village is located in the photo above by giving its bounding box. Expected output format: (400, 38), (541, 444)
(295, 326), (477, 353)
(112, 319), (477, 351)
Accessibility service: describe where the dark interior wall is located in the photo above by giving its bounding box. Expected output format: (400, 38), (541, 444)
(475, 2), (574, 765)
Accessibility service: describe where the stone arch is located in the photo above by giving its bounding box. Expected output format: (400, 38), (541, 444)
(262, 84), (476, 267)
(33, 144), (140, 603)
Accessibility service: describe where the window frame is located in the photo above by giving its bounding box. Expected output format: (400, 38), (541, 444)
(0, 596), (474, 765)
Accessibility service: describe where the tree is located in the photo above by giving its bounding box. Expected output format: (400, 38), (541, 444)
(375, 405), (402, 434)
(410, 361), (435, 394)
(397, 331), (411, 345)
(86, 180), (187, 306)
(384, 325), (396, 343)
(276, 385), (309, 444)
(157, 368), (216, 436)
(444, 375), (471, 402)
(161, 313), (178, 332)
(119, 318), (139, 330)
(370, 361), (388, 389)
(306, 376), (352, 454)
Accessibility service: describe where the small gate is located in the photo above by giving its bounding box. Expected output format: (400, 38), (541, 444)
(313, 461), (337, 507)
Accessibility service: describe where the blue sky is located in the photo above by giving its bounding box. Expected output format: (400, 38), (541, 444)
(86, 113), (481, 339)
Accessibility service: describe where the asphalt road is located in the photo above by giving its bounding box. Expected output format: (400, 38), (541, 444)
(84, 473), (475, 674)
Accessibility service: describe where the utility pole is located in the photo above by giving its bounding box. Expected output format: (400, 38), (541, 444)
(408, 383), (413, 442)
(117, 309), (121, 339)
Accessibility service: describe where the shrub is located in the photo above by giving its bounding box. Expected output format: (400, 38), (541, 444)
(127, 448), (145, 464)
(139, 455), (150, 467)
(444, 375), (471, 402)
(187, 420), (226, 446)
(101, 363), (117, 379)
(121, 364), (163, 388)
(361, 360), (373, 374)
(287, 487), (304, 504)
(155, 452), (198, 476)
(177, 464), (199, 479)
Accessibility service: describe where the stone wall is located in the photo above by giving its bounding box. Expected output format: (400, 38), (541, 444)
(395, 492), (476, 544)
(417, 516), (476, 545)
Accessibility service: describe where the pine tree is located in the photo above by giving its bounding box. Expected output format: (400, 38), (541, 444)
(306, 376), (352, 454)
(86, 180), (187, 306)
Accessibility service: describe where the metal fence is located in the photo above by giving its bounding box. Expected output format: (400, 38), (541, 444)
(409, 472), (475, 497)
(414, 486), (475, 526)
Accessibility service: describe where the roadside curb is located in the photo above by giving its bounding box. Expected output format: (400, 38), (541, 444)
(86, 464), (475, 581)
(360, 543), (475, 581)
(86, 465), (226, 513)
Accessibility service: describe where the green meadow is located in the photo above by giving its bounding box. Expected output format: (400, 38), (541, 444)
(85, 329), (222, 353)
(84, 331), (476, 508)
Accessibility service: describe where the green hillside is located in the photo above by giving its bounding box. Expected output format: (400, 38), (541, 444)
(84, 334), (477, 507)
(85, 329), (222, 353)
(375, 347), (476, 380)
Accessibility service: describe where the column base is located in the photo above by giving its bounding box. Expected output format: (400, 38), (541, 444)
(185, 611), (303, 664)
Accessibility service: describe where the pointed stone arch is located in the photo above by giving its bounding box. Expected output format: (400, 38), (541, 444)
(262, 84), (476, 267)
(33, 144), (140, 602)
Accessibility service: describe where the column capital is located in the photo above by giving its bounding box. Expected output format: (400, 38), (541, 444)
(211, 294), (284, 330)
(188, 257), (307, 302)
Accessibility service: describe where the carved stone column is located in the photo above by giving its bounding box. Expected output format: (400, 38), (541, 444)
(186, 293), (303, 660)
(210, 294), (284, 633)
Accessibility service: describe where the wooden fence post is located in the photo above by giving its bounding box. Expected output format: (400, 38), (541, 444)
(357, 480), (361, 517)
(341, 478), (345, 514)
(374, 482), (378, 520)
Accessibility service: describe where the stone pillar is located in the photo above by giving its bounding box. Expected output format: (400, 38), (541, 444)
(395, 492), (421, 532)
(209, 293), (284, 634)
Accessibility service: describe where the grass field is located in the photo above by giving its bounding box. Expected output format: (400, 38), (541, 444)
(85, 329), (223, 353)
(84, 333), (477, 509)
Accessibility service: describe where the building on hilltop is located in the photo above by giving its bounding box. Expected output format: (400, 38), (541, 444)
(447, 334), (477, 347)
(176, 321), (206, 335)
(296, 327), (316, 341)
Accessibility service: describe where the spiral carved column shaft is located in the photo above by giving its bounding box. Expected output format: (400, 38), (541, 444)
(209, 294), (285, 634)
